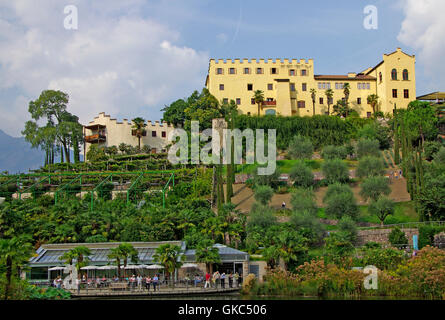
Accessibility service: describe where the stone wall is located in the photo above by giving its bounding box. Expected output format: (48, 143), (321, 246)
(356, 228), (418, 246)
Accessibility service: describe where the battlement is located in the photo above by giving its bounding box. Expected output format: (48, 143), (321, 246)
(87, 112), (175, 128)
(210, 58), (314, 65)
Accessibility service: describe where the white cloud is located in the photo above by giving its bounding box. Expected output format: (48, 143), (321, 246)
(397, 0), (445, 90)
(0, 0), (209, 136)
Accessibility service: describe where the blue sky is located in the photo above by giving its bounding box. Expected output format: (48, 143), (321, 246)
(0, 0), (443, 137)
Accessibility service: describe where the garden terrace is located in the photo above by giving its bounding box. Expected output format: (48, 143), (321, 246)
(0, 171), (179, 209)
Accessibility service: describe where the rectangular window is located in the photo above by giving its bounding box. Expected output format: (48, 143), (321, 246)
(271, 67), (278, 74)
(367, 112), (372, 118)
(229, 68), (236, 74)
(216, 68), (223, 75)
(162, 131), (166, 138)
(247, 84), (253, 91)
(219, 84), (224, 90)
(267, 83), (273, 90)
(327, 83), (331, 89)
(367, 83), (370, 90)
(290, 83), (296, 92)
(223, 98), (229, 104)
(328, 98), (333, 104)
(301, 69), (307, 76)
(289, 69), (295, 76)
(251, 98), (255, 105)
(297, 101), (306, 108)
(319, 97), (324, 104)
(302, 83), (307, 91)
(236, 98), (241, 105)
(357, 98), (362, 105)
(256, 68), (263, 74)
(318, 83), (322, 89)
(404, 89), (409, 99)
(244, 68), (250, 74)
(152, 131), (157, 137)
(358, 83), (362, 90)
(392, 89), (398, 98)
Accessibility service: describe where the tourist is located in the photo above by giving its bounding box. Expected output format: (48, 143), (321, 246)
(228, 272), (233, 288)
(221, 272), (226, 289)
(56, 276), (62, 289)
(76, 277), (81, 295)
(214, 271), (220, 288)
(152, 274), (159, 292)
(194, 274), (199, 287)
(96, 276), (101, 288)
(234, 272), (239, 287)
(282, 201), (286, 209)
(137, 274), (143, 291)
(204, 272), (211, 289)
(53, 277), (57, 288)
(145, 275), (152, 292)
(239, 273), (243, 286)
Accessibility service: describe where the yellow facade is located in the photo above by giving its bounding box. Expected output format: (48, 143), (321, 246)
(206, 48), (416, 117)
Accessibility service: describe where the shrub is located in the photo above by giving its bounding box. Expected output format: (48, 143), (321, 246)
(85, 235), (108, 243)
(418, 225), (445, 249)
(254, 185), (274, 205)
(321, 159), (349, 184)
(324, 191), (359, 220)
(86, 145), (108, 162)
(356, 139), (380, 159)
(251, 167), (281, 189)
(337, 216), (358, 244)
(288, 135), (314, 160)
(323, 183), (353, 203)
(357, 122), (391, 150)
(368, 197), (395, 225)
(356, 156), (385, 178)
(388, 227), (408, 246)
(290, 188), (318, 215)
(434, 146), (445, 164)
(424, 141), (442, 161)
(289, 161), (314, 188)
(321, 145), (348, 160)
(290, 211), (325, 245)
(248, 203), (277, 229)
(359, 176), (391, 202)
(359, 247), (405, 270)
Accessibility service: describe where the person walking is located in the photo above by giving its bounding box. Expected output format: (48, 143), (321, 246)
(137, 274), (142, 291)
(228, 272), (233, 288)
(152, 274), (159, 292)
(220, 272), (226, 289)
(204, 272), (211, 289)
(145, 275), (151, 292)
(76, 277), (81, 295)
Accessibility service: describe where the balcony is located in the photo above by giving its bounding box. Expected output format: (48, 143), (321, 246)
(262, 100), (277, 107)
(85, 133), (106, 143)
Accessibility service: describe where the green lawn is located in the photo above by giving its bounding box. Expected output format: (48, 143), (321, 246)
(315, 201), (418, 228)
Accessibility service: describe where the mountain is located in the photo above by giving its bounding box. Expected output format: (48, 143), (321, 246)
(0, 130), (83, 174)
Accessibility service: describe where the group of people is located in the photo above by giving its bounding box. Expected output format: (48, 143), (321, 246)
(204, 271), (242, 289)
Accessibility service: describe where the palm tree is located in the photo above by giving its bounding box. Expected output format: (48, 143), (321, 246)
(59, 246), (91, 279)
(343, 83), (351, 117)
(153, 244), (184, 286)
(367, 94), (379, 116)
(107, 243), (139, 278)
(107, 248), (122, 279)
(333, 100), (350, 118)
(310, 88), (317, 116)
(0, 237), (33, 300)
(131, 117), (146, 151)
(325, 88), (334, 115)
(195, 240), (221, 274)
(253, 90), (264, 116)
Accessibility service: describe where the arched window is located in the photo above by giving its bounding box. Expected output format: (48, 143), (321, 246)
(379, 72), (382, 82)
(403, 69), (409, 80)
(391, 69), (397, 80)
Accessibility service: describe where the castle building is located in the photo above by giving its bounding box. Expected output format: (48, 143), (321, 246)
(83, 112), (175, 159)
(205, 48), (416, 117)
